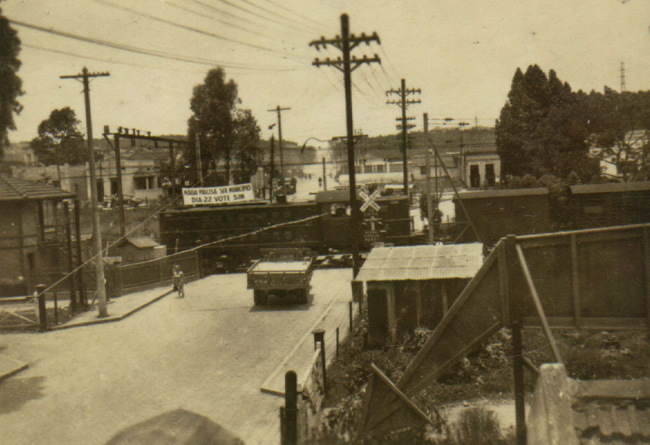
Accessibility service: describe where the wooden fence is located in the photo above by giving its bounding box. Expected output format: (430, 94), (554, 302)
(105, 251), (200, 298)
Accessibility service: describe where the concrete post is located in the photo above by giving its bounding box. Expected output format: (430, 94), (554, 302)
(313, 329), (326, 394)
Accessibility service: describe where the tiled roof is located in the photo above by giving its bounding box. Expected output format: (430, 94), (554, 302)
(356, 243), (484, 282)
(0, 175), (75, 201)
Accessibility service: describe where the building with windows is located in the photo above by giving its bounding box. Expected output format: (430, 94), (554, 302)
(0, 175), (76, 297)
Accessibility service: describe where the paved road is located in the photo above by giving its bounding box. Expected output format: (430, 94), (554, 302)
(0, 268), (353, 445)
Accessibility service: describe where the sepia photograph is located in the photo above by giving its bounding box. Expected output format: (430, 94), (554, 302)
(0, 0), (649, 444)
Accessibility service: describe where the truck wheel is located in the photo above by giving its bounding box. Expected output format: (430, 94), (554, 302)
(254, 290), (268, 306)
(298, 289), (308, 304)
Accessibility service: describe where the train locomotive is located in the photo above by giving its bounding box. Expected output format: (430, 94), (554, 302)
(159, 190), (413, 273)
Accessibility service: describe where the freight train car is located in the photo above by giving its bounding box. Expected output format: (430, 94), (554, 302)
(453, 181), (650, 245)
(159, 191), (412, 273)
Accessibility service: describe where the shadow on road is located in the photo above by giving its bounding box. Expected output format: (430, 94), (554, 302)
(0, 376), (46, 414)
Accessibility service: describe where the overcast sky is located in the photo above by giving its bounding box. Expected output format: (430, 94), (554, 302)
(4, 0), (650, 148)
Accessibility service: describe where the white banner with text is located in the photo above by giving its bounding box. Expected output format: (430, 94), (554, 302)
(182, 184), (255, 205)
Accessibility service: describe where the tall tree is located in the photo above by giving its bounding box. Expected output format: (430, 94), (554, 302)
(496, 65), (598, 181)
(0, 2), (23, 157)
(586, 87), (650, 181)
(30, 107), (86, 165)
(187, 68), (261, 185)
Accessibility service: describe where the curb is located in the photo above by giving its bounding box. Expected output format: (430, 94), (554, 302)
(49, 289), (174, 331)
(0, 355), (29, 383)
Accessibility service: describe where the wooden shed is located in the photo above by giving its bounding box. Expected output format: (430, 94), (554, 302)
(355, 243), (484, 345)
(108, 236), (166, 264)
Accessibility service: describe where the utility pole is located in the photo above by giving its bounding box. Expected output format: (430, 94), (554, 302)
(61, 67), (110, 317)
(195, 134), (204, 186)
(458, 121), (469, 186)
(269, 134), (275, 201)
(387, 79), (421, 200)
(620, 61), (626, 92)
(267, 106), (290, 198)
(310, 13), (380, 277)
(424, 113), (434, 244)
(102, 126), (126, 237)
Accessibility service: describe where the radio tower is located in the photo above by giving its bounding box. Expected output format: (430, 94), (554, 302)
(620, 62), (626, 92)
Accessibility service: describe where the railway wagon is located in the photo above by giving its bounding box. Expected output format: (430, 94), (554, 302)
(159, 191), (413, 273)
(569, 181), (650, 229)
(453, 181), (650, 245)
(159, 201), (321, 273)
(453, 188), (551, 245)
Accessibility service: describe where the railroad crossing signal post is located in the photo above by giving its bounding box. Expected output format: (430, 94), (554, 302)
(310, 14), (381, 277)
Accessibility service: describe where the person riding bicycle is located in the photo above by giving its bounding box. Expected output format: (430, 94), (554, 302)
(172, 264), (185, 298)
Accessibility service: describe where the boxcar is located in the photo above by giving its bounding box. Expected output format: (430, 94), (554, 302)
(453, 188), (551, 244)
(570, 181), (650, 229)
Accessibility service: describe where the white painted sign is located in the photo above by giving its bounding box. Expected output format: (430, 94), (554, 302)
(182, 183), (255, 206)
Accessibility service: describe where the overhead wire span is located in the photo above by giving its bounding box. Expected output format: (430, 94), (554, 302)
(92, 0), (303, 58)
(211, 0), (314, 36)
(166, 0), (276, 40)
(11, 19), (294, 71)
(23, 43), (206, 74)
(237, 0), (322, 35)
(257, 0), (331, 31)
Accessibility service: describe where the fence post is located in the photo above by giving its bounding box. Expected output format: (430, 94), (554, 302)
(284, 371), (298, 445)
(36, 284), (47, 331)
(336, 327), (340, 359)
(506, 235), (526, 445)
(313, 329), (326, 394)
(53, 291), (58, 325)
(349, 301), (353, 334)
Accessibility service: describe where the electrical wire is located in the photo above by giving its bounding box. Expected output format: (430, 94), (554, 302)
(23, 43), (207, 75)
(166, 0), (277, 40)
(92, 0), (303, 58)
(256, 0), (330, 31)
(11, 19), (294, 72)
(237, 0), (321, 35)
(211, 0), (314, 36)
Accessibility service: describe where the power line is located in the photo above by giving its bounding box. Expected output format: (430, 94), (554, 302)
(166, 0), (276, 40)
(212, 0), (313, 36)
(92, 0), (300, 57)
(22, 43), (206, 74)
(238, 0), (321, 35)
(257, 0), (330, 31)
(11, 19), (295, 71)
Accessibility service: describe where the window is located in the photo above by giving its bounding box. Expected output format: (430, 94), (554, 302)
(470, 165), (481, 188)
(134, 176), (154, 190)
(420, 166), (427, 175)
(485, 164), (496, 187)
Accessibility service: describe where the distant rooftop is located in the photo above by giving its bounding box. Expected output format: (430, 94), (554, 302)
(0, 175), (75, 201)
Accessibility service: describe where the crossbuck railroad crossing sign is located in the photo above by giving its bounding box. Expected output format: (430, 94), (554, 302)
(359, 190), (381, 213)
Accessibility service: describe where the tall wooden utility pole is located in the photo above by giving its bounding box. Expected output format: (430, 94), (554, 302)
(267, 106), (290, 198)
(61, 67), (110, 317)
(424, 113), (434, 244)
(310, 14), (381, 277)
(387, 79), (421, 200)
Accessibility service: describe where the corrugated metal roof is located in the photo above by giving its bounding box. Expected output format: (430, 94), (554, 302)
(0, 175), (75, 201)
(570, 181), (650, 195)
(455, 187), (549, 200)
(356, 243), (483, 282)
